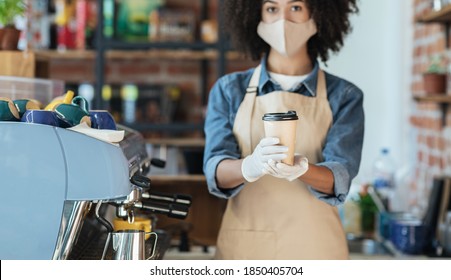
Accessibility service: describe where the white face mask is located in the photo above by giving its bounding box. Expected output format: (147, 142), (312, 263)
(257, 19), (317, 57)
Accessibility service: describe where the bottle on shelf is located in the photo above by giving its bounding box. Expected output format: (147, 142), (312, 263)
(78, 83), (94, 110)
(372, 148), (396, 211)
(103, 0), (115, 38)
(121, 84), (139, 123)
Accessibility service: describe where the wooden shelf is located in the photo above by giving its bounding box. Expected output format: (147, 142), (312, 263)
(35, 50), (94, 61)
(413, 95), (451, 103)
(103, 40), (217, 50)
(414, 95), (451, 126)
(416, 5), (451, 23)
(146, 137), (205, 148)
(35, 49), (246, 62)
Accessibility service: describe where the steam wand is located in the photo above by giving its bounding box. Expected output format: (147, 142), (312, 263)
(95, 202), (114, 260)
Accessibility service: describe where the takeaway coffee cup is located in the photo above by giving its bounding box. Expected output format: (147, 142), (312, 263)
(55, 96), (91, 127)
(0, 97), (20, 121)
(89, 110), (117, 130)
(262, 110), (298, 165)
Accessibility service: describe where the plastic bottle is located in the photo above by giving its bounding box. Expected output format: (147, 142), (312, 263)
(372, 148), (396, 211)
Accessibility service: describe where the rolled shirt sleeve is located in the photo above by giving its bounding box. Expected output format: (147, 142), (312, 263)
(205, 155), (244, 199)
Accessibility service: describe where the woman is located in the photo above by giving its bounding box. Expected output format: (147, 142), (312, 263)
(203, 0), (363, 259)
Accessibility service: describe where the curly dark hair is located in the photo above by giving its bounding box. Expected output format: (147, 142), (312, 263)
(223, 0), (359, 62)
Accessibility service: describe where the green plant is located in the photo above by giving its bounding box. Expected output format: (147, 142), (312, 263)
(426, 54), (446, 74)
(357, 185), (378, 235)
(0, 0), (26, 27)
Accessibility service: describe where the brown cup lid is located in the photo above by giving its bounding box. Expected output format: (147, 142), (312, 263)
(262, 110), (298, 121)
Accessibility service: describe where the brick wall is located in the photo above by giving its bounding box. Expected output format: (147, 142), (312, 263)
(411, 0), (451, 212)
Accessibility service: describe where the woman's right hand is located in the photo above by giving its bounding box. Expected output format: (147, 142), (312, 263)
(241, 137), (288, 182)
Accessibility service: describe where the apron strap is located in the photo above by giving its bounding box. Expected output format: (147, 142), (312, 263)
(246, 65), (262, 94)
(237, 65), (262, 156)
(316, 70), (327, 99)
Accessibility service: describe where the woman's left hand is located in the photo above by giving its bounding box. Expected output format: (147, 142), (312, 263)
(264, 155), (309, 181)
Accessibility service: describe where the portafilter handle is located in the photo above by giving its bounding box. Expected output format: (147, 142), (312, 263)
(134, 201), (190, 220)
(142, 191), (192, 206)
(110, 175), (150, 221)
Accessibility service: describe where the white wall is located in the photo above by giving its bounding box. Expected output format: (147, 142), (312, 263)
(322, 0), (414, 185)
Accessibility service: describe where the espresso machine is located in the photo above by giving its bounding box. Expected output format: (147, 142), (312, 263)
(0, 122), (191, 260)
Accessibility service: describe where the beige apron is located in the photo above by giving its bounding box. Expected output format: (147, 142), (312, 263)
(215, 65), (348, 260)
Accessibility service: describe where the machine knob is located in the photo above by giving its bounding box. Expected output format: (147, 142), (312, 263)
(151, 158), (166, 168)
(130, 174), (151, 190)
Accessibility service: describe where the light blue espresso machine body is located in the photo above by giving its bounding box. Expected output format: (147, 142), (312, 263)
(0, 122), (131, 259)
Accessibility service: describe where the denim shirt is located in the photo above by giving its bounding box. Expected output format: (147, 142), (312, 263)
(203, 57), (364, 206)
